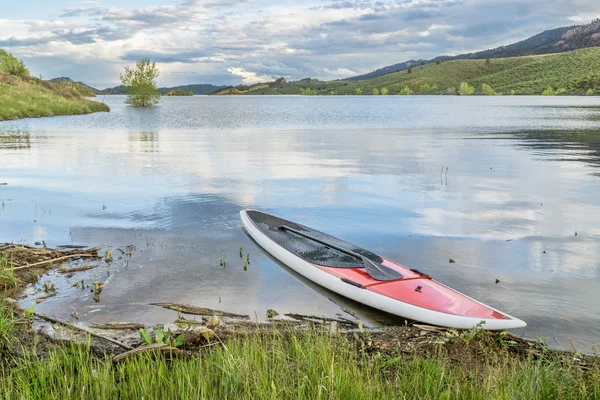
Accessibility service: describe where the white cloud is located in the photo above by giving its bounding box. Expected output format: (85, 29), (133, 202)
(227, 67), (277, 84)
(1, 0), (598, 87)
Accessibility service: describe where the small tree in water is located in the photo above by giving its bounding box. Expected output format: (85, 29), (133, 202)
(120, 58), (161, 107)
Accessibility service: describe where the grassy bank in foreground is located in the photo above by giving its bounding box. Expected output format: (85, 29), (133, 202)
(0, 320), (598, 399)
(0, 73), (109, 121)
(1, 247), (599, 399)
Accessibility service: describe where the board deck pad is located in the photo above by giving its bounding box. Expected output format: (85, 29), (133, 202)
(246, 210), (382, 268)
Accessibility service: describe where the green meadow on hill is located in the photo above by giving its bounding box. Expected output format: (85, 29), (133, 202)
(216, 48), (600, 96)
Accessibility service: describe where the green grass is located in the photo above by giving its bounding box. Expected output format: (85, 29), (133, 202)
(245, 48), (600, 96)
(0, 253), (16, 292)
(0, 328), (598, 399)
(0, 73), (109, 121)
(0, 299), (15, 353)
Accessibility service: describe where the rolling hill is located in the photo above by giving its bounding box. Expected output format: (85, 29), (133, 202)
(48, 77), (99, 97)
(220, 47), (600, 96)
(349, 19), (600, 81)
(319, 48), (600, 95)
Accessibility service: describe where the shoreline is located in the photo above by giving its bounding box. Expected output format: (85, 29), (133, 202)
(0, 106), (109, 122)
(1, 242), (599, 397)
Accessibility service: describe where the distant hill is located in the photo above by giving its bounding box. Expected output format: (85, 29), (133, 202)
(211, 77), (297, 95)
(348, 19), (600, 81)
(97, 83), (226, 95)
(158, 84), (226, 95)
(297, 47), (600, 96)
(48, 77), (99, 97)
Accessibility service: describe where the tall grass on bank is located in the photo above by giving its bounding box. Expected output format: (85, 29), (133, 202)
(0, 252), (16, 292)
(0, 73), (109, 121)
(0, 328), (598, 399)
(0, 299), (15, 353)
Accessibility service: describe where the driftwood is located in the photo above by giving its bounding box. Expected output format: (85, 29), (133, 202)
(9, 253), (99, 271)
(90, 322), (145, 330)
(175, 316), (204, 326)
(112, 343), (185, 363)
(35, 313), (133, 350)
(1, 245), (101, 271)
(59, 265), (96, 274)
(284, 313), (358, 327)
(150, 302), (249, 318)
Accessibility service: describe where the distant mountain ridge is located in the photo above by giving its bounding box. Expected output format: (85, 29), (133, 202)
(97, 83), (226, 95)
(348, 19), (600, 81)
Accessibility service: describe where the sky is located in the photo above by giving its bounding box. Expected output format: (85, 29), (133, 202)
(1, 0), (599, 88)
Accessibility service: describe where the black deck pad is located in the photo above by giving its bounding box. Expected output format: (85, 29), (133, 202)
(247, 210), (383, 269)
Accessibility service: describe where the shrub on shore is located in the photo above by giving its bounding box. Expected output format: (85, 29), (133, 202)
(0, 49), (29, 78)
(542, 86), (555, 95)
(482, 83), (496, 95)
(458, 82), (475, 96)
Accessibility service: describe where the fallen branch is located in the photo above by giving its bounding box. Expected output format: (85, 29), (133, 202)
(9, 253), (99, 271)
(284, 313), (358, 327)
(35, 313), (133, 350)
(112, 343), (185, 363)
(59, 265), (96, 274)
(150, 302), (249, 318)
(91, 322), (145, 330)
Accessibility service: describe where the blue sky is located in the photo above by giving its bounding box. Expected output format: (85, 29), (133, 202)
(1, 0), (599, 88)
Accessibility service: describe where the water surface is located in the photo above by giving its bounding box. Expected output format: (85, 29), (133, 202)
(1, 95), (599, 352)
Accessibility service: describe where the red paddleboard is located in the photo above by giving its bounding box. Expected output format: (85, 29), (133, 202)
(241, 209), (525, 330)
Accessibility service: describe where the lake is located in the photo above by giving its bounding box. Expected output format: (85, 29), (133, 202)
(1, 95), (599, 352)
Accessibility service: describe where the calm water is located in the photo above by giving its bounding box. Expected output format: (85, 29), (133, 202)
(1, 95), (600, 352)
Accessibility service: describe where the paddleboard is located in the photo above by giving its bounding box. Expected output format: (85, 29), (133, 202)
(241, 209), (526, 330)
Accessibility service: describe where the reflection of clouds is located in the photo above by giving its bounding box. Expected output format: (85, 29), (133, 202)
(2, 98), (600, 352)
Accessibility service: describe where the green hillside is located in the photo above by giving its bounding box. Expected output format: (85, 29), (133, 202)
(0, 49), (109, 121)
(349, 18), (600, 81)
(0, 74), (110, 121)
(48, 77), (98, 97)
(302, 48), (600, 96)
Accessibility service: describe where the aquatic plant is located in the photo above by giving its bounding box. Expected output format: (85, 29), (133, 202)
(139, 327), (184, 348)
